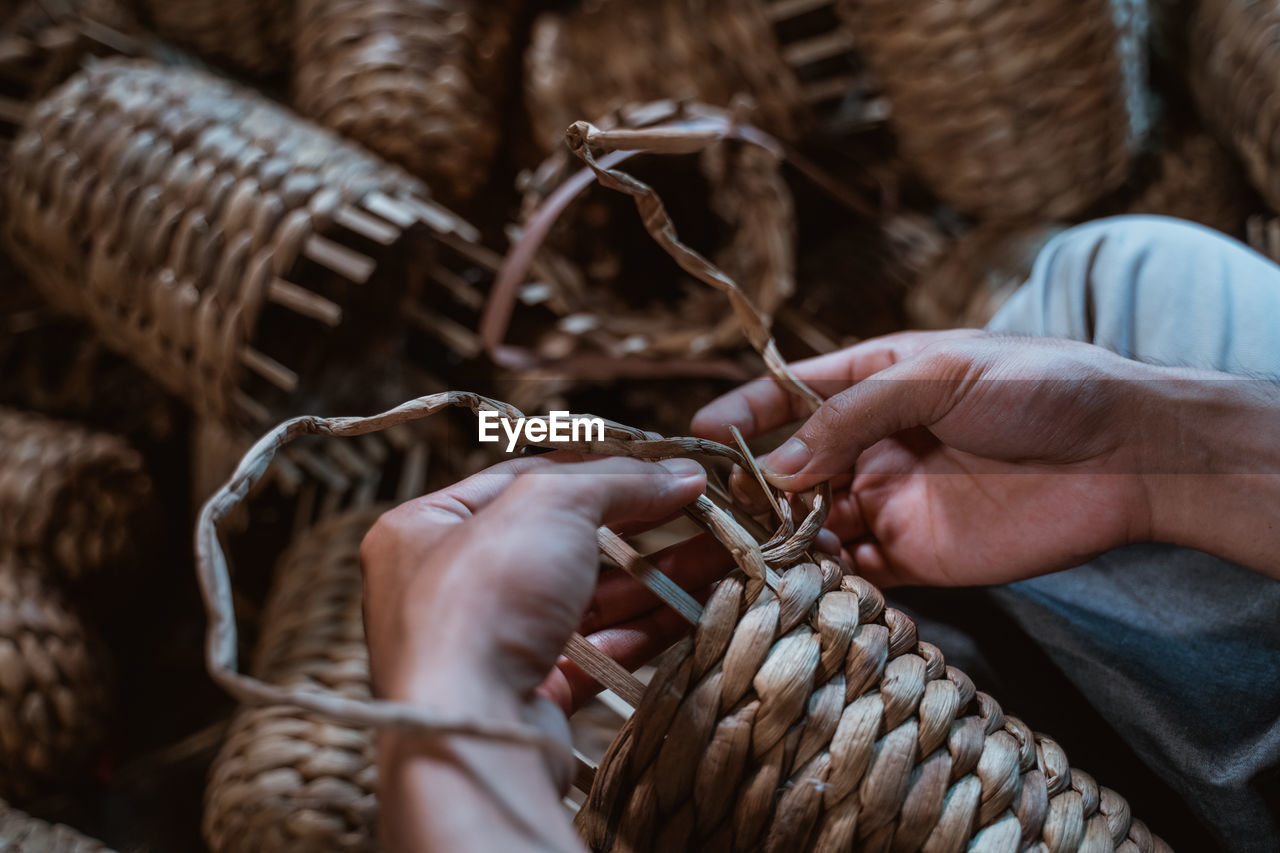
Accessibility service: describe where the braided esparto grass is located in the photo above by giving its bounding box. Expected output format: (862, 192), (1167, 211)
(196, 115), (1171, 853)
(0, 407), (149, 582)
(1191, 0), (1280, 212)
(836, 0), (1149, 220)
(0, 559), (109, 802)
(293, 0), (520, 204)
(0, 799), (113, 852)
(204, 509), (380, 853)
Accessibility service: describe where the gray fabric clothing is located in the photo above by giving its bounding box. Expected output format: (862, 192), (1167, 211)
(985, 216), (1280, 851)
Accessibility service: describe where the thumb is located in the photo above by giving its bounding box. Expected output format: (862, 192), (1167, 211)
(758, 352), (972, 491)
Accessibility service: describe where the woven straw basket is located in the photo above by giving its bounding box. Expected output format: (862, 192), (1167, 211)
(4, 59), (480, 430)
(293, 0), (519, 204)
(526, 0), (862, 152)
(0, 407), (149, 582)
(1191, 0), (1280, 212)
(0, 799), (112, 852)
(836, 0), (1150, 220)
(507, 101), (794, 367)
(203, 508), (379, 853)
(139, 0), (292, 77)
(0, 559), (109, 802)
(1122, 127), (1251, 237)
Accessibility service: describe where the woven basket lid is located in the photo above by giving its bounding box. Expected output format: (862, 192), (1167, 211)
(4, 58), (481, 431)
(292, 0), (520, 205)
(836, 0), (1152, 220)
(204, 508), (380, 853)
(0, 558), (109, 802)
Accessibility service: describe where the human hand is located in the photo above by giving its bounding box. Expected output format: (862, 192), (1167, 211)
(693, 330), (1163, 587)
(360, 453), (706, 851)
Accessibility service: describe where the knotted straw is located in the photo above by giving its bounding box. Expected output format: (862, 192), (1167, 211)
(196, 120), (1168, 850)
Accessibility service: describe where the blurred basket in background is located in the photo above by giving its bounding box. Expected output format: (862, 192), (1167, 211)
(525, 0), (867, 154)
(0, 558), (109, 802)
(836, 0), (1151, 220)
(1191, 0), (1280, 213)
(292, 0), (521, 205)
(0, 799), (113, 851)
(1121, 126), (1253, 236)
(203, 508), (379, 853)
(0, 407), (149, 583)
(138, 0), (292, 77)
(4, 59), (480, 431)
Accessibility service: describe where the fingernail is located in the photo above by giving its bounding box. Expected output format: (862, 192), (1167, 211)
(658, 458), (704, 482)
(762, 437), (811, 478)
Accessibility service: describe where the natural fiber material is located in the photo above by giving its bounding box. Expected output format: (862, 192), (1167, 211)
(0, 799), (113, 852)
(1123, 128), (1251, 236)
(837, 0), (1150, 220)
(5, 58), (477, 429)
(292, 0), (519, 204)
(195, 119), (1168, 852)
(526, 0), (861, 152)
(577, 570), (1170, 852)
(510, 101), (794, 366)
(0, 559), (108, 801)
(139, 0), (292, 77)
(907, 222), (1065, 331)
(1191, 0), (1280, 212)
(204, 509), (379, 853)
(0, 407), (149, 582)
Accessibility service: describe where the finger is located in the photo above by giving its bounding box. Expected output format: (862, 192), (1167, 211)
(498, 456), (707, 533)
(691, 329), (983, 442)
(756, 350), (975, 492)
(852, 540), (894, 588)
(582, 532), (731, 633)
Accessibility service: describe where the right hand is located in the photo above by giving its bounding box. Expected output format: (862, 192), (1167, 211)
(692, 330), (1164, 587)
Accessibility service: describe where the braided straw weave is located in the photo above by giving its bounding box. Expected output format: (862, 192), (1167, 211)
(0, 799), (113, 852)
(292, 0), (519, 204)
(836, 0), (1150, 220)
(0, 407), (149, 582)
(1191, 0), (1280, 212)
(0, 560), (108, 801)
(195, 119), (1169, 852)
(527, 0), (863, 152)
(139, 0), (292, 77)
(204, 509), (378, 853)
(4, 58), (479, 429)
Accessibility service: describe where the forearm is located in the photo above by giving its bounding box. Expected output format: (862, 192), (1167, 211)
(377, 676), (585, 853)
(1141, 370), (1280, 579)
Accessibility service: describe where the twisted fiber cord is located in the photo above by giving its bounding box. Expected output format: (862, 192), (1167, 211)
(0, 407), (149, 582)
(2, 59), (436, 426)
(293, 0), (519, 204)
(836, 0), (1144, 219)
(1191, 0), (1280, 211)
(525, 0), (804, 154)
(140, 0), (293, 77)
(204, 509), (381, 853)
(0, 558), (109, 802)
(1123, 128), (1251, 236)
(0, 798), (113, 852)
